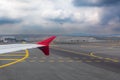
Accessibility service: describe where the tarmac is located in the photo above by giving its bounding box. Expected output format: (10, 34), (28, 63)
(0, 43), (120, 80)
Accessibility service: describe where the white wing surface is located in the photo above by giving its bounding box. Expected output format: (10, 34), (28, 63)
(0, 36), (56, 56)
(0, 44), (44, 54)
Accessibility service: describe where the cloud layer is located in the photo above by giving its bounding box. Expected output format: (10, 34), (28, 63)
(0, 0), (119, 34)
(73, 0), (120, 7)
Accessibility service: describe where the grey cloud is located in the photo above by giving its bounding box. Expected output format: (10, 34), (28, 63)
(0, 0), (120, 34)
(100, 6), (120, 25)
(73, 0), (120, 7)
(0, 17), (22, 25)
(48, 18), (74, 24)
(20, 25), (65, 34)
(113, 27), (120, 32)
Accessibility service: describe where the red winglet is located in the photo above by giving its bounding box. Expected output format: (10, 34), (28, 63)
(37, 36), (56, 56)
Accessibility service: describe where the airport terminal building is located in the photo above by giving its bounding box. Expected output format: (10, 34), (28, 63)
(55, 36), (105, 44)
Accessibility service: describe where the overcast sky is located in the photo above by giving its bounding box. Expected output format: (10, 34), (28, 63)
(0, 0), (120, 34)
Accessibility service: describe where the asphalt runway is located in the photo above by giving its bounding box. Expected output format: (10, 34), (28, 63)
(0, 45), (120, 80)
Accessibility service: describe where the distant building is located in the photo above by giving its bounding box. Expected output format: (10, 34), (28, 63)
(0, 36), (27, 43)
(0, 36), (16, 43)
(55, 36), (105, 44)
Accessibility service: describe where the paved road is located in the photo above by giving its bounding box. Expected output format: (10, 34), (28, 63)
(0, 47), (120, 80)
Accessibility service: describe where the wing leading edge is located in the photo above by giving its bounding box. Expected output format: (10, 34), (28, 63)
(0, 36), (56, 56)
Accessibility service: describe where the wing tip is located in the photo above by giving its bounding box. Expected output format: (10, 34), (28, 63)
(37, 36), (56, 46)
(37, 36), (56, 56)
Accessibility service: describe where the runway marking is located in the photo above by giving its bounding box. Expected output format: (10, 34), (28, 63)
(50, 57), (55, 59)
(90, 57), (96, 59)
(67, 60), (73, 62)
(90, 53), (103, 59)
(85, 60), (92, 62)
(58, 60), (64, 62)
(30, 60), (36, 62)
(11, 59), (118, 63)
(0, 59), (20, 60)
(76, 60), (82, 62)
(52, 47), (94, 57)
(58, 57), (64, 59)
(95, 60), (101, 62)
(49, 60), (55, 62)
(39, 60), (45, 62)
(90, 53), (119, 62)
(41, 57), (46, 59)
(19, 60), (26, 62)
(52, 47), (119, 63)
(113, 60), (119, 62)
(0, 54), (25, 56)
(64, 57), (71, 59)
(33, 57), (37, 58)
(74, 57), (79, 59)
(0, 49), (29, 69)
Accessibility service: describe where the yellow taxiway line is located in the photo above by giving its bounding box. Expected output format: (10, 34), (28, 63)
(90, 53), (103, 59)
(52, 47), (119, 62)
(0, 59), (20, 60)
(0, 54), (25, 56)
(52, 47), (91, 56)
(0, 49), (29, 69)
(90, 52), (119, 62)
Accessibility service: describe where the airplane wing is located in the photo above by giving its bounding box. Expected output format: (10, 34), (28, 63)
(0, 36), (56, 56)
